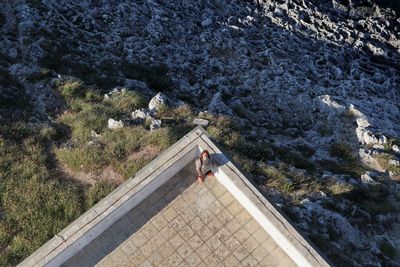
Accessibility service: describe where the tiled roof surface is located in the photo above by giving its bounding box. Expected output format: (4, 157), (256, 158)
(63, 162), (295, 267)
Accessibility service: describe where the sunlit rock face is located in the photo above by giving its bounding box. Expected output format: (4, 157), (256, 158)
(0, 0), (399, 265)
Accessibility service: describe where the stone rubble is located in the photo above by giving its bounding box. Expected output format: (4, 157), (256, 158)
(0, 0), (399, 265)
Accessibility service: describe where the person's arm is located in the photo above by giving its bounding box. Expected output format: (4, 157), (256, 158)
(195, 158), (203, 177)
(210, 156), (218, 173)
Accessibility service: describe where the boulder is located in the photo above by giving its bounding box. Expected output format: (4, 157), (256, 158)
(356, 117), (370, 128)
(208, 92), (233, 115)
(132, 108), (152, 120)
(392, 145), (400, 154)
(193, 118), (209, 127)
(149, 92), (168, 113)
(356, 128), (379, 145)
(107, 118), (124, 129)
(360, 172), (378, 185)
(150, 119), (161, 131)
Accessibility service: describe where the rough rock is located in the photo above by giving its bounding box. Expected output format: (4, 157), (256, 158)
(360, 172), (379, 185)
(300, 199), (368, 249)
(150, 119), (161, 131)
(388, 159), (400, 166)
(192, 118), (209, 127)
(131, 108), (152, 120)
(208, 92), (233, 116)
(1, 0), (399, 264)
(107, 118), (124, 129)
(148, 92), (168, 113)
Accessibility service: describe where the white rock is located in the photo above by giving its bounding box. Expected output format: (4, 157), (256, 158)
(388, 159), (400, 166)
(378, 135), (388, 145)
(132, 108), (152, 120)
(91, 130), (101, 138)
(317, 95), (346, 114)
(107, 118), (124, 129)
(356, 117), (370, 128)
(150, 119), (161, 131)
(372, 144), (384, 150)
(360, 173), (378, 185)
(356, 128), (379, 145)
(392, 145), (400, 154)
(149, 92), (167, 113)
(193, 118), (209, 127)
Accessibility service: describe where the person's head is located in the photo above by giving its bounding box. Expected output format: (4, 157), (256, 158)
(200, 150), (210, 160)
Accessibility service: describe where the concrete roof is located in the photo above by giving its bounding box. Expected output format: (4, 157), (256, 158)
(20, 126), (331, 267)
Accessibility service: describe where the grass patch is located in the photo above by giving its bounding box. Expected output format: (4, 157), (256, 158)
(0, 130), (84, 265)
(0, 76), (186, 265)
(327, 182), (355, 196)
(104, 90), (147, 114)
(58, 103), (119, 143)
(375, 153), (400, 173)
(56, 78), (85, 99)
(85, 181), (117, 208)
(115, 157), (153, 180)
(258, 165), (295, 193)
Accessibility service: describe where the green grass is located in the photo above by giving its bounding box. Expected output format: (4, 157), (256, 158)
(115, 158), (154, 180)
(104, 90), (147, 114)
(56, 79), (85, 99)
(85, 181), (117, 208)
(0, 131), (84, 265)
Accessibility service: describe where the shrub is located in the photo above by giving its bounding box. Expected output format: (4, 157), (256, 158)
(275, 147), (316, 172)
(157, 105), (193, 122)
(324, 142), (367, 177)
(330, 142), (355, 161)
(327, 182), (354, 196)
(237, 141), (274, 162)
(380, 240), (397, 259)
(56, 79), (85, 99)
(375, 153), (400, 174)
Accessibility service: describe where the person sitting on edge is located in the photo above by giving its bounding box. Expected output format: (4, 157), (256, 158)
(195, 150), (215, 183)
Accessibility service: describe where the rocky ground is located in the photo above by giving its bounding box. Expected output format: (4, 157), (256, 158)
(1, 0), (400, 265)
